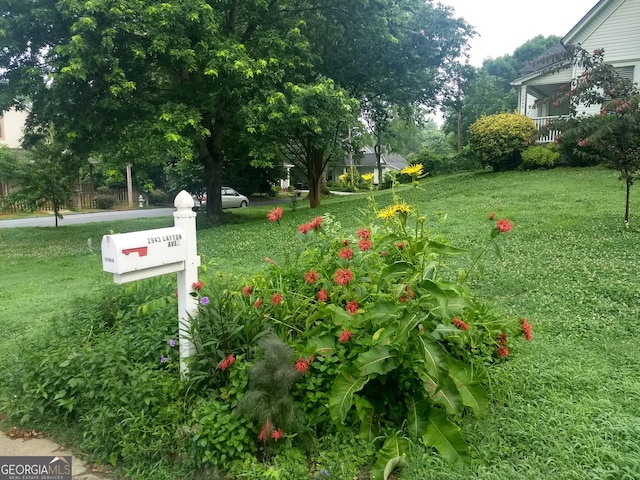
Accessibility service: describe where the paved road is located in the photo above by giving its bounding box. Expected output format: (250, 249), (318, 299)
(0, 208), (176, 228)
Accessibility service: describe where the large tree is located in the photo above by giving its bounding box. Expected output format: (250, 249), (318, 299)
(249, 78), (359, 207)
(0, 0), (472, 215)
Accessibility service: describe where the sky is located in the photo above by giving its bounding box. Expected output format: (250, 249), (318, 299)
(443, 0), (598, 66)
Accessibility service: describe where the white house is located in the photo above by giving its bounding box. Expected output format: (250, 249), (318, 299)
(511, 0), (640, 142)
(0, 108), (28, 149)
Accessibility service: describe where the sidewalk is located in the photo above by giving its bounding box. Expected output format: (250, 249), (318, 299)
(0, 427), (112, 479)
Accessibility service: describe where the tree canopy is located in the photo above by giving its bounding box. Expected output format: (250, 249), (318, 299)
(1, 0), (473, 215)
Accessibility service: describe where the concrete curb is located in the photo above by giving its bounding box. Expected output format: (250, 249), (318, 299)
(0, 430), (112, 479)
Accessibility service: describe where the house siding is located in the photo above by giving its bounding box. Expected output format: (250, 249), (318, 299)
(0, 109), (28, 149)
(570, 0), (640, 116)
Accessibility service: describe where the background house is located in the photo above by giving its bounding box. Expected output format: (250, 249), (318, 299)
(0, 108), (28, 197)
(325, 146), (408, 185)
(511, 0), (639, 142)
(0, 108), (28, 149)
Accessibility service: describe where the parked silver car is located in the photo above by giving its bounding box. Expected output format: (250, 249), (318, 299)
(192, 187), (249, 210)
(221, 187), (249, 208)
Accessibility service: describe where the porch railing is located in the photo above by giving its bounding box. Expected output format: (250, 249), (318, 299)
(533, 116), (563, 144)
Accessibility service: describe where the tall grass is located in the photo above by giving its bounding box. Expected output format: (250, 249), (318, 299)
(2, 166), (640, 478)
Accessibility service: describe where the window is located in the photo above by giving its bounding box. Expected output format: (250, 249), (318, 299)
(615, 66), (635, 82)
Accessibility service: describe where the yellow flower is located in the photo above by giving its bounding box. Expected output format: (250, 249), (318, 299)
(361, 173), (375, 182)
(377, 202), (412, 219)
(401, 163), (424, 177)
(377, 205), (397, 219)
(393, 202), (412, 215)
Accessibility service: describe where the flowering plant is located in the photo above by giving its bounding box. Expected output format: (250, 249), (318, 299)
(238, 169), (531, 473)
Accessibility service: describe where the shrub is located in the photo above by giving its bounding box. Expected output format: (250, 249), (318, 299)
(94, 194), (115, 209)
(242, 167), (531, 475)
(147, 189), (171, 206)
(520, 145), (559, 170)
(469, 112), (536, 171)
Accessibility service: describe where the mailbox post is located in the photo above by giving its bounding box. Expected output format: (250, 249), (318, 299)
(101, 190), (200, 377)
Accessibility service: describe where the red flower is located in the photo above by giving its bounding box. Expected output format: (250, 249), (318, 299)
(496, 219), (513, 233)
(305, 270), (319, 284)
(254, 298), (262, 309)
(339, 247), (353, 260)
(521, 318), (533, 341)
(242, 285), (253, 297)
(342, 239), (350, 246)
(452, 317), (469, 331)
(358, 239), (371, 251)
(298, 223), (311, 234)
(497, 347), (509, 358)
(271, 292), (283, 305)
(192, 280), (204, 291)
(309, 216), (322, 230)
(396, 242), (406, 250)
(267, 207), (283, 223)
(346, 299), (359, 315)
(295, 358), (309, 374)
(317, 289), (328, 302)
(399, 296), (407, 303)
(334, 268), (353, 286)
(498, 332), (508, 345)
(380, 250), (389, 257)
(219, 353), (235, 371)
(338, 329), (352, 344)
(357, 228), (371, 240)
(488, 212), (496, 220)
(271, 429), (284, 441)
(258, 420), (273, 442)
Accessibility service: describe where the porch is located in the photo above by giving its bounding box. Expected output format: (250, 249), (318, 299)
(532, 116), (564, 144)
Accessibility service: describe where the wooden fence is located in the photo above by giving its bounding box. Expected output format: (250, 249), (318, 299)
(0, 187), (139, 214)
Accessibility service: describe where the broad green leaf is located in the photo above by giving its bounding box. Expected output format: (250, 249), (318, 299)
(407, 397), (430, 439)
(309, 335), (336, 357)
(431, 324), (462, 341)
(427, 241), (466, 256)
(432, 374), (464, 416)
(413, 335), (447, 379)
(353, 345), (400, 376)
(354, 395), (376, 441)
(448, 358), (488, 417)
(329, 373), (369, 425)
(369, 432), (410, 480)
(381, 261), (412, 280)
(393, 312), (420, 345)
(422, 408), (469, 466)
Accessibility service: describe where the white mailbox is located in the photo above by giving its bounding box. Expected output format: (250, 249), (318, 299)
(102, 226), (188, 283)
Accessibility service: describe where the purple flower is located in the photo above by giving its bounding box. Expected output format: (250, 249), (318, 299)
(200, 296), (210, 306)
(168, 339), (176, 348)
(160, 355), (168, 364)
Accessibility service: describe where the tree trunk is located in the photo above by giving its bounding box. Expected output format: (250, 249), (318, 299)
(320, 168), (330, 195)
(457, 110), (462, 152)
(307, 148), (324, 208)
(198, 108), (226, 224)
(625, 177), (631, 225)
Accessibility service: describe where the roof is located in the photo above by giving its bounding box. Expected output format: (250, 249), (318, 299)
(512, 0), (618, 85)
(518, 43), (569, 76)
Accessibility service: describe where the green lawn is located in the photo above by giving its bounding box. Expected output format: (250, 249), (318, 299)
(2, 167), (640, 479)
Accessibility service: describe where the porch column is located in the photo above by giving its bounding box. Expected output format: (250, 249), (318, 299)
(519, 85), (528, 115)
